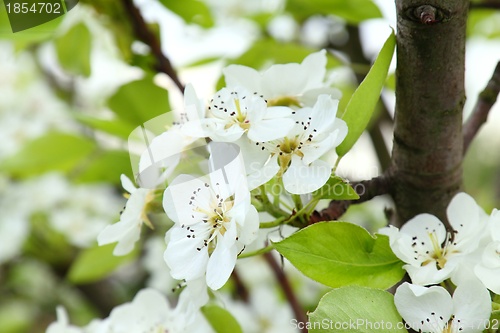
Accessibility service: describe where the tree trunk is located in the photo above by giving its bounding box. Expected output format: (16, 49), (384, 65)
(390, 0), (469, 226)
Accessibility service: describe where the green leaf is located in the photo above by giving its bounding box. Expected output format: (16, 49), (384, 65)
(312, 176), (359, 200)
(67, 244), (138, 284)
(107, 77), (170, 127)
(73, 113), (135, 139)
(201, 304), (243, 333)
(286, 0), (382, 25)
(73, 150), (132, 184)
(0, 132), (96, 177)
(273, 222), (405, 289)
(336, 31), (396, 157)
(308, 286), (407, 333)
(0, 1), (64, 47)
(467, 9), (500, 39)
(55, 23), (92, 77)
(158, 0), (213, 28)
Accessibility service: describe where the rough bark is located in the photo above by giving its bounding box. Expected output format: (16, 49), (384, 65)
(391, 0), (469, 225)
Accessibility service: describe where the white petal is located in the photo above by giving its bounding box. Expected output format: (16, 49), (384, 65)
(400, 214), (447, 247)
(206, 235), (238, 290)
(283, 157), (331, 194)
(474, 241), (500, 294)
(164, 227), (209, 281)
(447, 192), (485, 252)
(120, 174), (136, 194)
(394, 283), (452, 333)
(262, 63), (306, 98)
(247, 118), (294, 142)
(300, 87), (342, 106)
(246, 155), (280, 190)
(405, 262), (454, 285)
(489, 208), (500, 241)
(163, 175), (210, 225)
(237, 205), (260, 245)
(452, 280), (491, 333)
(300, 50), (327, 91)
(223, 65), (262, 93)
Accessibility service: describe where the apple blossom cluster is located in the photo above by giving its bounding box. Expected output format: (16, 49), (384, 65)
(96, 50), (347, 291)
(67, 51), (347, 331)
(380, 193), (499, 333)
(46, 287), (212, 333)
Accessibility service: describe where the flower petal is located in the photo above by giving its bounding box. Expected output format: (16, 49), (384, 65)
(283, 157), (331, 194)
(474, 241), (500, 294)
(223, 65), (263, 94)
(206, 233), (238, 290)
(164, 227), (209, 281)
(394, 283), (452, 333)
(452, 280), (491, 333)
(447, 192), (486, 252)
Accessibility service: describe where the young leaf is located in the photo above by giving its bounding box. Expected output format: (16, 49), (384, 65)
(201, 305), (243, 333)
(158, 0), (214, 28)
(107, 77), (170, 127)
(0, 132), (96, 177)
(72, 113), (135, 139)
(312, 176), (360, 200)
(286, 0), (382, 25)
(309, 286), (408, 333)
(55, 23), (92, 77)
(67, 244), (138, 284)
(336, 31), (396, 157)
(73, 150), (133, 185)
(273, 222), (405, 289)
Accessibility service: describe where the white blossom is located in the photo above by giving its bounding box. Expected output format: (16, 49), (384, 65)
(46, 306), (83, 333)
(247, 94), (347, 194)
(379, 192), (488, 285)
(137, 83), (206, 188)
(163, 144), (259, 290)
(394, 281), (491, 333)
(97, 174), (155, 256)
(223, 50), (341, 107)
(200, 86), (295, 142)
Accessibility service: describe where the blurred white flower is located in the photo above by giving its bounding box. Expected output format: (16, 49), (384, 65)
(247, 95), (347, 194)
(142, 236), (178, 293)
(221, 284), (299, 333)
(394, 281), (491, 333)
(50, 184), (123, 248)
(379, 192), (488, 285)
(223, 50), (341, 107)
(163, 146), (259, 290)
(97, 174), (155, 256)
(138, 84), (206, 188)
(48, 288), (212, 333)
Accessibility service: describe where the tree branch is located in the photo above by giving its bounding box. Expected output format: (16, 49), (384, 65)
(121, 0), (184, 93)
(263, 252), (308, 333)
(463, 61), (500, 153)
(310, 174), (392, 223)
(390, 0), (468, 225)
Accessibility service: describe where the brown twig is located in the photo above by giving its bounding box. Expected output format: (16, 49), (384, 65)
(263, 252), (308, 333)
(310, 174), (391, 223)
(122, 0), (184, 93)
(463, 61), (500, 153)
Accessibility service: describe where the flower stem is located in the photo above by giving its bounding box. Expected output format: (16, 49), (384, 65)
(260, 216), (287, 228)
(238, 244), (274, 259)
